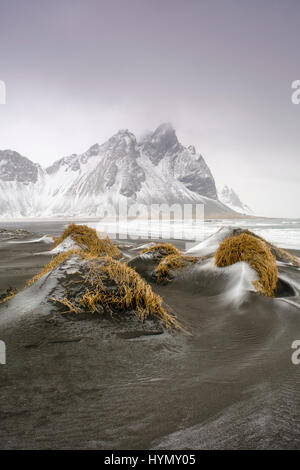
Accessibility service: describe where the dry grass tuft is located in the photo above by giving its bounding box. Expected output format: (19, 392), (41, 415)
(24, 239), (179, 328)
(231, 228), (300, 267)
(50, 297), (79, 313)
(0, 288), (17, 304)
(141, 243), (197, 282)
(155, 254), (198, 282)
(142, 243), (181, 258)
(52, 223), (120, 258)
(3, 225), (179, 329)
(77, 256), (180, 328)
(52, 256), (179, 327)
(27, 248), (179, 328)
(215, 233), (278, 296)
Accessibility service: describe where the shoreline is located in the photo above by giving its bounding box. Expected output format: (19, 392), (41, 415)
(1, 213), (297, 223)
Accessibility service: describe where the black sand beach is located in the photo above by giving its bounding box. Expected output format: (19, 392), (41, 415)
(1, 222), (300, 449)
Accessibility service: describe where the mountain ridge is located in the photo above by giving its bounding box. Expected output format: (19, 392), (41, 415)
(0, 124), (244, 218)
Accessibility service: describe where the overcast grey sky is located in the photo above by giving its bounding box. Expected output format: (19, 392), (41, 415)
(0, 0), (299, 217)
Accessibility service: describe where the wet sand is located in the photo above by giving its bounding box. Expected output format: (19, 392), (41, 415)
(0, 223), (300, 449)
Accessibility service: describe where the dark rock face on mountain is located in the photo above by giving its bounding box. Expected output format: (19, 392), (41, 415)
(0, 124), (233, 217)
(139, 123), (218, 200)
(46, 154), (81, 175)
(78, 130), (146, 199)
(140, 123), (182, 165)
(0, 150), (40, 184)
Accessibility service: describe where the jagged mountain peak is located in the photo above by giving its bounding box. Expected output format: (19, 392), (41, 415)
(187, 145), (196, 154)
(108, 128), (136, 144)
(115, 128), (134, 136)
(140, 123), (181, 165)
(153, 122), (175, 134)
(218, 185), (253, 215)
(149, 123), (178, 145)
(220, 185), (244, 207)
(101, 129), (138, 164)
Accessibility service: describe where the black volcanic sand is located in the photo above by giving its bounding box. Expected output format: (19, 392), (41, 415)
(0, 232), (53, 291)
(1, 223), (300, 449)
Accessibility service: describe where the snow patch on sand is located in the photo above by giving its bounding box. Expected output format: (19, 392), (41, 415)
(6, 234), (54, 244)
(0, 256), (81, 326)
(50, 235), (80, 254)
(185, 226), (234, 257)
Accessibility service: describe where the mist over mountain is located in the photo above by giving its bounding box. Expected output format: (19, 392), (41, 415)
(0, 124), (247, 218)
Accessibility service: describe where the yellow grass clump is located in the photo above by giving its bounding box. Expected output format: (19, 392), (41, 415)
(77, 256), (180, 328)
(155, 254), (198, 282)
(52, 223), (120, 258)
(23, 237), (179, 328)
(141, 243), (197, 282)
(51, 297), (79, 313)
(215, 233), (278, 296)
(142, 242), (181, 258)
(231, 228), (300, 267)
(49, 255), (179, 328)
(0, 290), (17, 304)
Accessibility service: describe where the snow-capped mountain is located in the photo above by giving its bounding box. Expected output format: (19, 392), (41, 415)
(0, 124), (235, 218)
(0, 150), (46, 217)
(218, 185), (253, 215)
